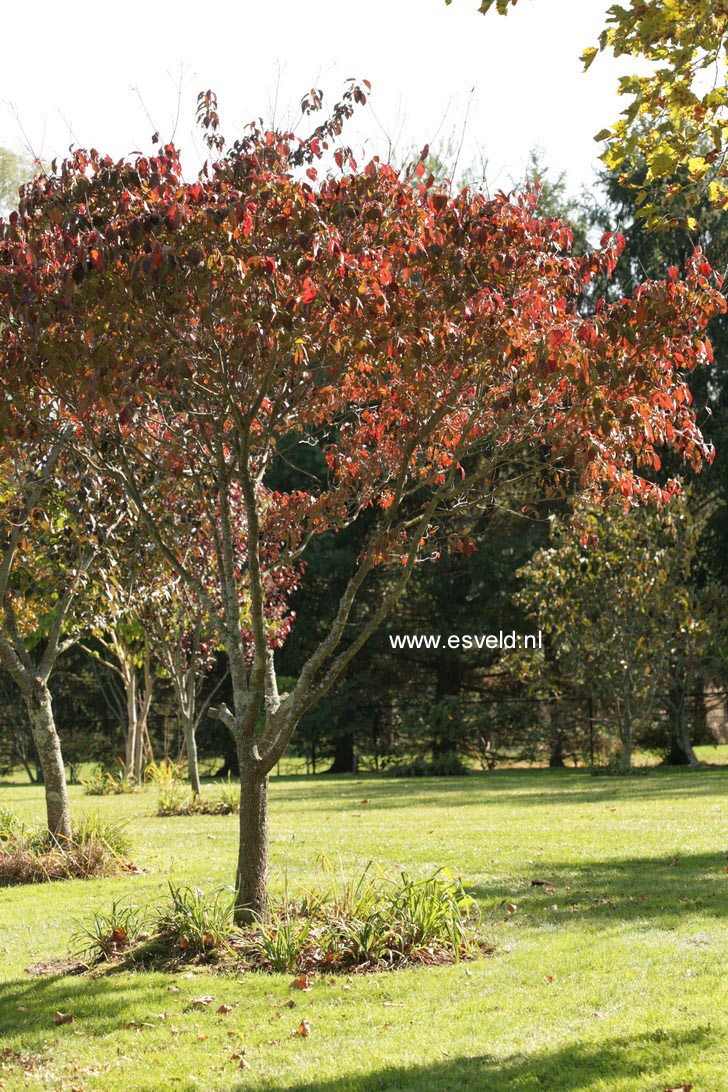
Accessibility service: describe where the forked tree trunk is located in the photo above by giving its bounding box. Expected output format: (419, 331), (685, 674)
(235, 752), (269, 923)
(667, 668), (700, 766)
(668, 703), (700, 766)
(23, 681), (72, 840)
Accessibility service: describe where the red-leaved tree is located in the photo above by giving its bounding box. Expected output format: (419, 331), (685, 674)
(1, 86), (724, 914)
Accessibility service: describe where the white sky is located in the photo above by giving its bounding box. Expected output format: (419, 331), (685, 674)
(0, 0), (641, 195)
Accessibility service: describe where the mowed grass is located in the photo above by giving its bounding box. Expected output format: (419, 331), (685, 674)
(1, 763), (727, 1091)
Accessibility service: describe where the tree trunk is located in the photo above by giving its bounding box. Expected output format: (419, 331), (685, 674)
(215, 739), (239, 778)
(548, 699), (565, 768)
(125, 668), (138, 774)
(133, 706), (145, 782)
(666, 667), (700, 766)
(235, 757), (269, 923)
(23, 682), (72, 840)
(619, 718), (632, 771)
(326, 730), (355, 773)
(668, 704), (700, 766)
(184, 722), (202, 795)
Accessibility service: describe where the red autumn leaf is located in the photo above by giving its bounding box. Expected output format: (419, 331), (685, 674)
(301, 277), (317, 304)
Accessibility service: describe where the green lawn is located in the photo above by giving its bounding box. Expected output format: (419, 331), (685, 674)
(1, 764), (727, 1091)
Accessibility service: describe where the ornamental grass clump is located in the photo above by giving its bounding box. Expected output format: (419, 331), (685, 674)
(0, 809), (132, 886)
(72, 867), (489, 974)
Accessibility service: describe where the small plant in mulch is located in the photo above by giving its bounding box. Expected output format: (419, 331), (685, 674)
(81, 759), (138, 796)
(146, 759), (239, 816)
(157, 787), (239, 817)
(0, 807), (136, 886)
(71, 866), (492, 975)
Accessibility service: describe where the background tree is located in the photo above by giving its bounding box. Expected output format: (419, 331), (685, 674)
(466, 0), (728, 228)
(516, 496), (712, 769)
(0, 148), (33, 216)
(0, 443), (118, 836)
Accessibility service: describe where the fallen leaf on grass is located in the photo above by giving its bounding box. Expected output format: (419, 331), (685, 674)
(191, 996), (215, 1008)
(53, 1012), (75, 1026)
(294, 1019), (311, 1038)
(290, 973), (312, 991)
(283, 999), (296, 1009)
(664, 1085), (693, 1091)
(216, 1004), (234, 1015)
(544, 975), (554, 984)
(17, 1004), (27, 1012)
(506, 904), (517, 914)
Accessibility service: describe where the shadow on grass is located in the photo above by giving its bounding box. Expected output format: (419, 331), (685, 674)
(0, 972), (174, 1039)
(249, 1028), (711, 1091)
(267, 766), (728, 812)
(475, 849), (728, 923)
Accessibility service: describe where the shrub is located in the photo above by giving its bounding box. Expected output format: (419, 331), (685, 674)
(384, 755), (469, 777)
(0, 810), (133, 886)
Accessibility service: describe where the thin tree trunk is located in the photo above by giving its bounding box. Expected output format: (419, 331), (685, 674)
(23, 682), (72, 840)
(619, 716), (632, 771)
(184, 721), (202, 795)
(548, 699), (565, 768)
(125, 668), (138, 773)
(133, 705), (144, 782)
(235, 755), (269, 923)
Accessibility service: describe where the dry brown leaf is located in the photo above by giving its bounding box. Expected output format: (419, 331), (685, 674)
(544, 975), (554, 984)
(290, 973), (312, 991)
(53, 1012), (75, 1026)
(283, 999), (296, 1009)
(295, 1018), (311, 1038)
(191, 995), (215, 1008)
(664, 1085), (693, 1092)
(217, 1004), (234, 1015)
